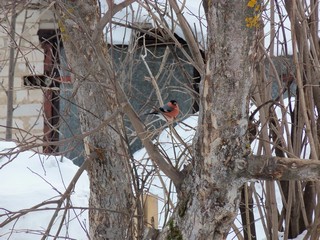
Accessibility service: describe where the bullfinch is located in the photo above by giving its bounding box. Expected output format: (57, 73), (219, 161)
(146, 100), (180, 122)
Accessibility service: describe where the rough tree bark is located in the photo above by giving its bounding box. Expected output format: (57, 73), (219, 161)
(55, 0), (320, 239)
(55, 1), (134, 239)
(157, 1), (256, 239)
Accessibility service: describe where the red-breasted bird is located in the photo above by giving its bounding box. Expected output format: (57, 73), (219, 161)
(146, 100), (180, 122)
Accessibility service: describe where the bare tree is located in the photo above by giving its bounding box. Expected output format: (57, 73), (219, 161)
(2, 0), (320, 239)
(3, 1), (23, 140)
(53, 0), (320, 239)
(5, 3), (16, 140)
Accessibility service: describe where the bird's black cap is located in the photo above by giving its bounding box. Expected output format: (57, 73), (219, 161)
(170, 100), (177, 105)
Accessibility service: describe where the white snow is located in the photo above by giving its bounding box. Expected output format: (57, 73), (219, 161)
(105, 0), (296, 56)
(0, 98), (310, 239)
(0, 1), (311, 238)
(0, 142), (90, 240)
(105, 0), (207, 48)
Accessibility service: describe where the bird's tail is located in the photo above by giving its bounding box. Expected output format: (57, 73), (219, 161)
(144, 111), (158, 115)
(145, 107), (159, 115)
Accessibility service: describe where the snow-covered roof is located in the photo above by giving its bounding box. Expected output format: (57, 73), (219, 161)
(104, 0), (207, 48)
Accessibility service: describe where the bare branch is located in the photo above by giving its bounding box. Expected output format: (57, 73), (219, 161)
(167, 0), (204, 73)
(92, 0), (136, 42)
(243, 155), (320, 181)
(120, 94), (184, 188)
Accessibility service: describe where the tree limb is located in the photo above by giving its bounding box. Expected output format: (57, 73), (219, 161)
(119, 91), (184, 188)
(88, 40), (184, 188)
(167, 0), (204, 73)
(242, 155), (320, 181)
(92, 0), (136, 43)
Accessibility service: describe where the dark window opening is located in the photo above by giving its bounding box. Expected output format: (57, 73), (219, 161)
(37, 29), (63, 153)
(23, 75), (51, 87)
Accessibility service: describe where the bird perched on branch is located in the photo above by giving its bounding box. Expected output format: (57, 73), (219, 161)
(146, 100), (180, 122)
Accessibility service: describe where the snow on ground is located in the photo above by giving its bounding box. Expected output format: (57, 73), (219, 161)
(0, 142), (89, 240)
(132, 114), (198, 228)
(0, 98), (309, 240)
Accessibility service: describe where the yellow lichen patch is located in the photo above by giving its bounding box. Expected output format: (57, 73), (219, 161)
(247, 0), (257, 8)
(246, 0), (261, 28)
(58, 20), (69, 41)
(245, 15), (259, 28)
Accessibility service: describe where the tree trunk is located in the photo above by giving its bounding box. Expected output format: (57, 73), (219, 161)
(6, 6), (17, 140)
(159, 0), (255, 238)
(55, 1), (134, 239)
(54, 1), (320, 239)
(240, 184), (256, 240)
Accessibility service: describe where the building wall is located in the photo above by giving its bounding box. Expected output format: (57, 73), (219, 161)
(0, 5), (54, 143)
(112, 43), (197, 153)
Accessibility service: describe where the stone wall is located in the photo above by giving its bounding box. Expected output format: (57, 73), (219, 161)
(0, 5), (54, 143)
